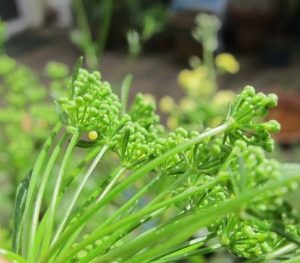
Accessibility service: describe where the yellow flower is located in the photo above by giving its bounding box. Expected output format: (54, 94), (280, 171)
(179, 98), (196, 112)
(212, 90), (235, 108)
(159, 96), (175, 113)
(215, 53), (240, 74)
(143, 93), (156, 104)
(178, 66), (214, 97)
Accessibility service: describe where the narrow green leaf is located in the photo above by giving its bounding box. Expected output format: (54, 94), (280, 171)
(121, 130), (130, 160)
(97, 172), (300, 262)
(12, 170), (32, 253)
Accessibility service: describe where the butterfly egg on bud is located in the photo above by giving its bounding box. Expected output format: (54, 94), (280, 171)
(88, 130), (98, 141)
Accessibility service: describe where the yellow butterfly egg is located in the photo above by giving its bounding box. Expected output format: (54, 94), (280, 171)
(88, 131), (98, 141)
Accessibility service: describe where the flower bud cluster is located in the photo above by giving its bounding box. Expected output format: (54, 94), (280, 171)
(229, 86), (280, 152)
(153, 128), (200, 174)
(224, 140), (279, 194)
(218, 214), (281, 258)
(57, 69), (121, 136)
(110, 119), (158, 169)
(129, 93), (161, 132)
(213, 141), (298, 258)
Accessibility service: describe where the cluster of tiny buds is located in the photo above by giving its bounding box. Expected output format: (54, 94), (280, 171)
(58, 68), (121, 137)
(227, 86), (281, 152)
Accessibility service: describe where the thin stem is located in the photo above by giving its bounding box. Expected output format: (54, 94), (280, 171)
(72, 0), (98, 69)
(121, 74), (133, 115)
(42, 121), (231, 262)
(32, 146), (101, 258)
(96, 174), (300, 262)
(246, 244), (298, 263)
(78, 209), (167, 263)
(83, 172), (187, 248)
(52, 144), (109, 244)
(155, 243), (221, 263)
(95, 0), (113, 60)
(40, 130), (79, 256)
(52, 167), (126, 263)
(152, 234), (215, 262)
(61, 146), (101, 195)
(96, 166), (126, 203)
(21, 123), (62, 257)
(28, 133), (68, 262)
(56, 177), (220, 262)
(95, 171), (187, 235)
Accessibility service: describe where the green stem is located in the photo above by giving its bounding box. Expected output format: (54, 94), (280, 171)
(152, 233), (215, 262)
(21, 123), (62, 257)
(72, 0), (98, 69)
(96, 165), (126, 203)
(155, 243), (221, 263)
(79, 209), (167, 263)
(28, 133), (68, 262)
(95, 0), (114, 60)
(0, 249), (26, 263)
(52, 144), (109, 244)
(85, 172), (186, 246)
(61, 146), (101, 194)
(40, 130), (79, 256)
(95, 171), (187, 235)
(97, 173), (300, 262)
(81, 174), (163, 249)
(42, 121), (231, 262)
(282, 253), (300, 263)
(121, 74), (133, 115)
(32, 146), (101, 258)
(52, 168), (126, 262)
(57, 177), (221, 262)
(203, 39), (216, 92)
(246, 243), (298, 263)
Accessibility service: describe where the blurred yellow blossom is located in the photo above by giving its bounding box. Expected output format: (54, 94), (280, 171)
(179, 98), (197, 112)
(215, 53), (240, 74)
(212, 90), (235, 107)
(143, 93), (156, 104)
(178, 66), (214, 97)
(159, 96), (175, 113)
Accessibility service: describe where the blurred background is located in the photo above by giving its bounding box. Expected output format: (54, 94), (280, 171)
(1, 0), (300, 133)
(1, 0), (300, 250)
(2, 0), (300, 93)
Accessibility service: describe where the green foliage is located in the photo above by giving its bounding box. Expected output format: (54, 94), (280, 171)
(71, 0), (168, 66)
(0, 24), (72, 233)
(0, 55), (60, 228)
(0, 62), (299, 263)
(126, 2), (168, 58)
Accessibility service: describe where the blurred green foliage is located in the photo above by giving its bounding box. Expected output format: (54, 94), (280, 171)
(71, 0), (169, 68)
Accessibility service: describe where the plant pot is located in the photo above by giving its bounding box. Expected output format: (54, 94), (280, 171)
(268, 92), (300, 144)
